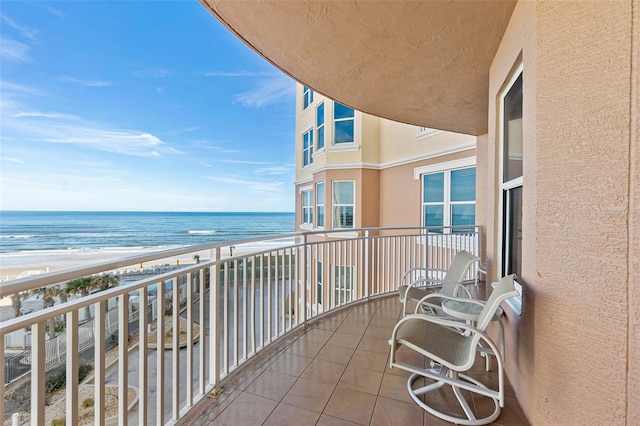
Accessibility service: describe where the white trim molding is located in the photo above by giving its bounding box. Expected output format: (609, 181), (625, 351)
(415, 128), (445, 140)
(328, 142), (360, 152)
(413, 156), (476, 180)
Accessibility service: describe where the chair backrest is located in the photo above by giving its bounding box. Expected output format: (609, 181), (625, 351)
(476, 274), (520, 331)
(442, 250), (479, 283)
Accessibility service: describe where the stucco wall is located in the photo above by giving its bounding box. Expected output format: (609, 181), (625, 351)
(487, 1), (636, 424)
(628, 0), (639, 423)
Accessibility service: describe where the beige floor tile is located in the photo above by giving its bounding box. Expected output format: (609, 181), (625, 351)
(316, 414), (361, 425)
(282, 377), (336, 412)
(370, 396), (424, 426)
(337, 322), (368, 336)
(378, 371), (418, 404)
(268, 352), (313, 377)
(329, 332), (363, 349)
(349, 349), (388, 373)
(300, 358), (347, 386)
(262, 402), (321, 426)
(285, 338), (326, 358)
(357, 336), (391, 354)
(338, 365), (384, 395)
(244, 369), (298, 401)
(210, 392), (277, 425)
(316, 344), (356, 365)
(363, 324), (394, 339)
(324, 386), (377, 425)
(301, 327), (335, 343)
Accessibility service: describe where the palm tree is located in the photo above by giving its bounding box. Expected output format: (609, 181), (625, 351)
(11, 292), (24, 318)
(33, 286), (59, 339)
(95, 273), (119, 292)
(65, 277), (96, 321)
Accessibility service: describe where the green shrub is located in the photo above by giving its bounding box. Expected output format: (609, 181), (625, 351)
(82, 397), (94, 408)
(51, 419), (65, 426)
(45, 369), (66, 395)
(78, 364), (92, 383)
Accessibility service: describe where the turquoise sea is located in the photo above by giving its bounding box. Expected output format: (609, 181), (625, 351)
(0, 211), (295, 254)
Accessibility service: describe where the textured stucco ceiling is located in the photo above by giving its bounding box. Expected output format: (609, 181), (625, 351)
(201, 1), (516, 136)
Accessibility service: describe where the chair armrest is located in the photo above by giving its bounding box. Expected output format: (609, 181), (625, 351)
(400, 267), (447, 288)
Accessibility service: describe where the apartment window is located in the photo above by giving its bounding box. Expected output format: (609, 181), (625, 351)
(501, 72), (523, 280)
(316, 102), (325, 150)
(316, 261), (324, 305)
(316, 182), (325, 228)
(334, 265), (353, 304)
(302, 129), (314, 167)
(302, 190), (313, 225)
(332, 181), (355, 229)
(334, 103), (354, 144)
(422, 167), (476, 232)
(303, 86), (314, 109)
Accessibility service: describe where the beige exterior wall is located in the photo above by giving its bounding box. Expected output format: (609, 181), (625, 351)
(483, 1), (638, 423)
(294, 84), (478, 232)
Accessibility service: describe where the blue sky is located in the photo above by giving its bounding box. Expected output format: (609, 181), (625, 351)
(0, 1), (296, 212)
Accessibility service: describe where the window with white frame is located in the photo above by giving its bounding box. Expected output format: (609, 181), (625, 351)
(302, 129), (314, 167)
(422, 167), (476, 232)
(303, 86), (314, 109)
(334, 103), (354, 144)
(500, 70), (523, 313)
(302, 189), (313, 225)
(316, 102), (325, 150)
(334, 265), (353, 305)
(332, 181), (355, 229)
(316, 182), (325, 228)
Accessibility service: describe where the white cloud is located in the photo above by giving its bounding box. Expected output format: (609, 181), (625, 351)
(255, 165), (293, 175)
(0, 37), (31, 62)
(0, 86), (180, 157)
(201, 71), (279, 77)
(0, 15), (39, 40)
(13, 111), (80, 120)
(44, 6), (65, 18)
(218, 159), (272, 165)
(0, 81), (44, 96)
(234, 75), (295, 108)
(1, 157), (24, 164)
(208, 176), (284, 193)
(132, 69), (171, 78)
(60, 77), (113, 87)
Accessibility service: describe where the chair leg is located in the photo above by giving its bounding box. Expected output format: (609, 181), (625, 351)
(406, 370), (502, 426)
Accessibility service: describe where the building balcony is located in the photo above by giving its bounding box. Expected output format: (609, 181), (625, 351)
(0, 226), (527, 425)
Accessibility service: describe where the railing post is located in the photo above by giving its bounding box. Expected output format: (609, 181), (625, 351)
(210, 247), (221, 393)
(302, 234), (308, 328)
(364, 230), (370, 300)
(66, 310), (79, 426)
(0, 344), (4, 421)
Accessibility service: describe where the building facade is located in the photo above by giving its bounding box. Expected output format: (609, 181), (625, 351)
(294, 86), (478, 234)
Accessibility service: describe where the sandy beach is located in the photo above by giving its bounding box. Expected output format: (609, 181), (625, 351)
(0, 247), (218, 283)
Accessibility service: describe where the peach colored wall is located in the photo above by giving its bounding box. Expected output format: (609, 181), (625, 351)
(378, 150), (476, 228)
(359, 169), (380, 228)
(486, 1), (636, 424)
(630, 1), (640, 422)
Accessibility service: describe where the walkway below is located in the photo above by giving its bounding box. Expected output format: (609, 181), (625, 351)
(178, 293), (529, 425)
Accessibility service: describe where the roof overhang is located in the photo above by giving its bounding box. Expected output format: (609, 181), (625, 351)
(200, 1), (516, 136)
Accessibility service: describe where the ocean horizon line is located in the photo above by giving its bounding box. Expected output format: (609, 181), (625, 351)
(0, 210), (295, 214)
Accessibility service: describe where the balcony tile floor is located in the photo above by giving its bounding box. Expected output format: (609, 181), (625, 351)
(179, 291), (529, 426)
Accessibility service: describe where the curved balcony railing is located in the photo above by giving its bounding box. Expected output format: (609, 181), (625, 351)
(0, 225), (480, 425)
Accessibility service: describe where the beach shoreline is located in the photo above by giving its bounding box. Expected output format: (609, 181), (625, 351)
(0, 248), (217, 284)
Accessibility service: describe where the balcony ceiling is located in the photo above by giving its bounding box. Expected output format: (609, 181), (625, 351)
(201, 0), (517, 136)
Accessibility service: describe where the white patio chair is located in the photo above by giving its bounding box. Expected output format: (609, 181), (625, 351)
(398, 250), (479, 315)
(389, 274), (519, 425)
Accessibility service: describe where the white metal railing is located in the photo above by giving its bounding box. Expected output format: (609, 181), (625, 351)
(0, 226), (480, 425)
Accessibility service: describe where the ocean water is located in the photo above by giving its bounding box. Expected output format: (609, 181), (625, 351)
(0, 211), (295, 254)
